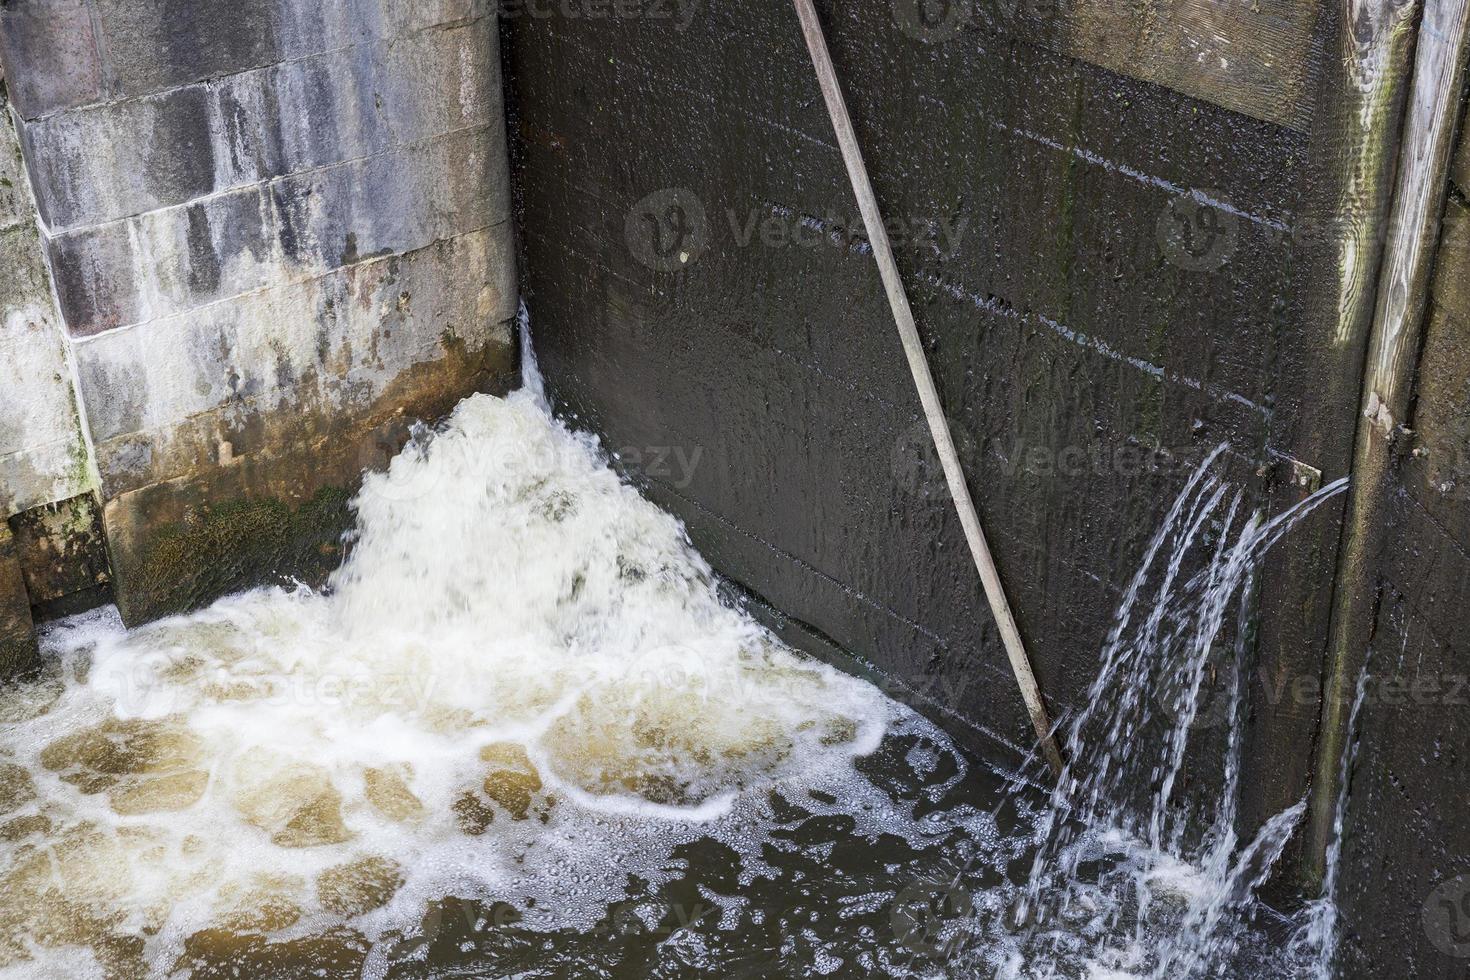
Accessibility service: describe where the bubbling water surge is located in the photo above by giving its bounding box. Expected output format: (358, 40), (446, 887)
(0, 321), (904, 977)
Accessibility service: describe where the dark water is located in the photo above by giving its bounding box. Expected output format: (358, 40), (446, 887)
(177, 726), (1037, 980)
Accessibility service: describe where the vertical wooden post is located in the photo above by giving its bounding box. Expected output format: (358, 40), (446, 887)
(1305, 0), (1470, 885)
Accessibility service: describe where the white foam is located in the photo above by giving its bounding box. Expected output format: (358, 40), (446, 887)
(0, 372), (901, 976)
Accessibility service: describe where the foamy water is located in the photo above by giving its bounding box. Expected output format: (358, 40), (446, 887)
(0, 371), (924, 977)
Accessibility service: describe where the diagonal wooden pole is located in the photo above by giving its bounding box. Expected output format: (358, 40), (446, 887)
(790, 0), (1064, 776)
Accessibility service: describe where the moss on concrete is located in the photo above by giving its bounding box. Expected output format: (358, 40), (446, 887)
(8, 494), (110, 620)
(113, 486), (353, 624)
(0, 527), (38, 675)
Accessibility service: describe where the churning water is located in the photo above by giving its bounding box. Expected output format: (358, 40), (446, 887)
(0, 321), (1350, 978)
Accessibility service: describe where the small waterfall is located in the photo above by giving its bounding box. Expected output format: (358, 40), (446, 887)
(0, 309), (900, 977)
(1289, 666), (1371, 979)
(984, 447), (1349, 977)
(517, 298), (550, 414)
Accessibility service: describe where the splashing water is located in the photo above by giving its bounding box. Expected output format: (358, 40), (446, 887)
(0, 318), (1354, 978)
(1287, 665), (1371, 980)
(956, 447), (1351, 979)
(516, 298), (549, 415)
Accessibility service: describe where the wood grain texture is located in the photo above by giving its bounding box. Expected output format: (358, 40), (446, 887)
(1306, 0), (1470, 886)
(1328, 0), (1421, 350)
(1363, 0), (1470, 430)
(1060, 0), (1321, 131)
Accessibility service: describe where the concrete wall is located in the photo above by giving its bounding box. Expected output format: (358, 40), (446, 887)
(0, 0), (518, 626)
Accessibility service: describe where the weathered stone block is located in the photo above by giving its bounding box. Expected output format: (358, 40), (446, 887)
(378, 0), (490, 36)
(91, 0), (487, 105)
(0, 440), (91, 521)
(0, 219), (92, 516)
(374, 23), (500, 146)
(0, 298), (79, 459)
(272, 126), (504, 273)
(22, 42), (384, 237)
(18, 20), (498, 234)
(0, 525), (38, 674)
(2, 0), (491, 122)
(79, 226), (517, 494)
(44, 110), (506, 338)
(18, 84), (218, 232)
(0, 0), (106, 119)
(40, 222), (146, 339)
(7, 495), (110, 618)
(93, 0), (285, 104)
(0, 90), (93, 516)
(47, 185), (275, 337)
(247, 45), (385, 176)
(201, 40), (390, 185)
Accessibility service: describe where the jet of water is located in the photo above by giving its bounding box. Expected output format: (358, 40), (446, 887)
(1000, 446), (1349, 978)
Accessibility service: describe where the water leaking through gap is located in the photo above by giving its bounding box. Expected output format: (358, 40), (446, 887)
(0, 310), (1356, 979)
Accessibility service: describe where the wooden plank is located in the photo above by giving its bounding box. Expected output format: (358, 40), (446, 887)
(1363, 0), (1470, 432)
(1306, 0), (1470, 885)
(1060, 0), (1321, 131)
